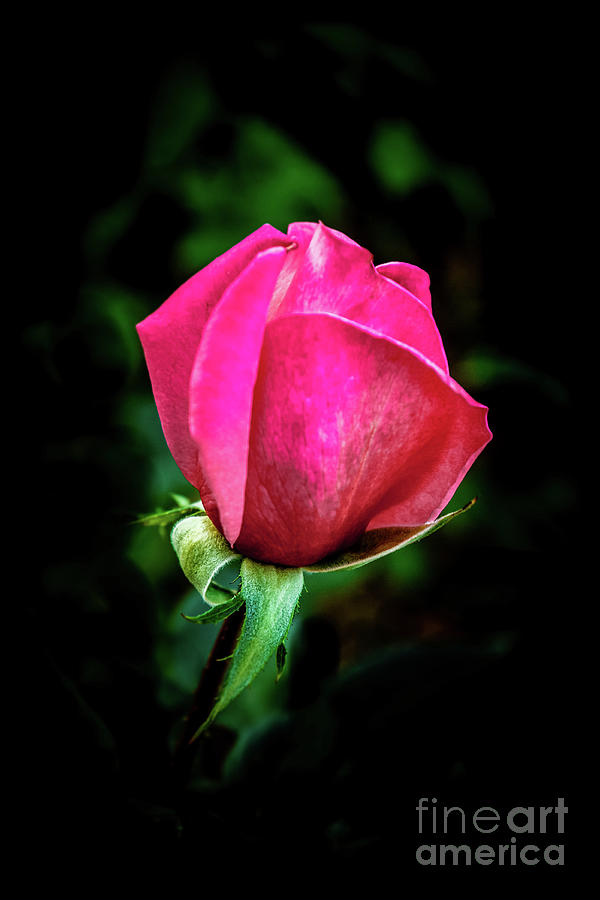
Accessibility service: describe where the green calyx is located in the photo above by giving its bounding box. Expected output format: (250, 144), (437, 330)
(170, 515), (304, 737)
(164, 499), (477, 734)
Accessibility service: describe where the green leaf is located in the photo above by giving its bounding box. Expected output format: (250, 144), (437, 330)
(303, 499), (478, 573)
(170, 515), (242, 606)
(193, 559), (304, 737)
(134, 500), (206, 528)
(182, 591), (245, 625)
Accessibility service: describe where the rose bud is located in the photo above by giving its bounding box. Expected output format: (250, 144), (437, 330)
(137, 222), (492, 568)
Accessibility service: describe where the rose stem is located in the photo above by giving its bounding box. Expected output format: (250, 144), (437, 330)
(170, 605), (245, 792)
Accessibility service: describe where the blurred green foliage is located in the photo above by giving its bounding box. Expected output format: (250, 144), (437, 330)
(82, 61), (491, 731)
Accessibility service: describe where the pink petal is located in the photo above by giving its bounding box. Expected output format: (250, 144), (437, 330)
(366, 398), (492, 531)
(274, 222), (448, 372)
(189, 246), (288, 545)
(266, 222), (318, 320)
(235, 312), (491, 567)
(376, 261), (432, 310)
(136, 224), (289, 519)
(287, 221), (319, 245)
(267, 220), (364, 320)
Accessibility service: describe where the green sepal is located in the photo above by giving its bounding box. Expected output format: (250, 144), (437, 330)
(169, 493), (196, 508)
(192, 559), (304, 738)
(181, 591), (245, 625)
(171, 515), (242, 607)
(204, 582), (239, 606)
(134, 500), (206, 528)
(303, 499), (477, 573)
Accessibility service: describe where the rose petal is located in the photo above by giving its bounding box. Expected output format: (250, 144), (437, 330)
(274, 222), (448, 372)
(235, 312), (491, 566)
(267, 220), (365, 320)
(266, 222), (318, 320)
(376, 261), (432, 310)
(189, 246), (288, 546)
(136, 223), (288, 519)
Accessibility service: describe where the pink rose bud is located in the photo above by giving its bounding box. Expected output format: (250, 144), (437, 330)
(137, 222), (492, 567)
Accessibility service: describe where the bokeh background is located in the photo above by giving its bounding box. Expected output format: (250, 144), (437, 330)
(24, 22), (582, 879)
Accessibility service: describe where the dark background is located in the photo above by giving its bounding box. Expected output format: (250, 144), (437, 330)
(21, 21), (584, 882)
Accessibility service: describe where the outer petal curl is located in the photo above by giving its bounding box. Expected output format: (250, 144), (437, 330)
(376, 261), (432, 310)
(136, 224), (288, 521)
(235, 312), (491, 567)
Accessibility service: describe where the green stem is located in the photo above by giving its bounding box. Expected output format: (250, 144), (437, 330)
(170, 605), (245, 791)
